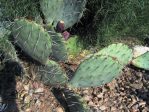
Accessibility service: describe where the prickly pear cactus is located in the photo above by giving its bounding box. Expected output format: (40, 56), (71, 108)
(69, 55), (123, 87)
(48, 30), (68, 61)
(40, 0), (86, 29)
(69, 43), (134, 87)
(35, 60), (68, 86)
(0, 37), (24, 75)
(0, 22), (10, 37)
(61, 88), (90, 112)
(12, 19), (52, 64)
(97, 43), (133, 65)
(0, 37), (18, 63)
(131, 52), (149, 70)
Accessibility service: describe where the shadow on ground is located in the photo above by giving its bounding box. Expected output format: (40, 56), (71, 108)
(124, 66), (149, 106)
(0, 61), (23, 112)
(136, 71), (149, 105)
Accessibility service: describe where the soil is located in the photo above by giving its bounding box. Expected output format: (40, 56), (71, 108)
(0, 60), (149, 112)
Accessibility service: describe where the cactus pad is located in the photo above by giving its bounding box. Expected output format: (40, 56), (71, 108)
(62, 89), (90, 112)
(48, 30), (68, 61)
(69, 55), (123, 87)
(0, 37), (24, 75)
(0, 37), (18, 63)
(40, 0), (86, 29)
(35, 60), (68, 86)
(0, 21), (11, 37)
(12, 19), (52, 64)
(131, 52), (149, 70)
(97, 43), (133, 65)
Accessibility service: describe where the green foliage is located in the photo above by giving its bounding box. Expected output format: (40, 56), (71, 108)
(96, 0), (149, 43)
(1, 0), (40, 21)
(65, 36), (82, 56)
(35, 60), (68, 86)
(40, 0), (86, 29)
(12, 19), (52, 64)
(76, 0), (149, 47)
(132, 52), (149, 70)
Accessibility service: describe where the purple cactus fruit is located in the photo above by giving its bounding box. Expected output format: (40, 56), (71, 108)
(62, 31), (70, 40)
(56, 21), (65, 33)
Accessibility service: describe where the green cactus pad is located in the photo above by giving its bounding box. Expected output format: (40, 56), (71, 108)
(40, 0), (86, 29)
(62, 89), (90, 112)
(12, 19), (52, 64)
(0, 37), (24, 75)
(65, 36), (82, 56)
(48, 31), (68, 61)
(69, 55), (123, 88)
(97, 43), (133, 65)
(35, 60), (68, 86)
(131, 52), (149, 70)
(0, 37), (18, 63)
(0, 21), (11, 37)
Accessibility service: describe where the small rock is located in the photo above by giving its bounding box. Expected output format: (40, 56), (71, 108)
(83, 90), (89, 95)
(26, 108), (31, 112)
(138, 101), (146, 106)
(24, 85), (30, 91)
(99, 105), (107, 110)
(111, 107), (116, 111)
(35, 99), (41, 106)
(130, 83), (143, 89)
(24, 96), (31, 103)
(84, 95), (91, 101)
(88, 101), (94, 106)
(35, 88), (44, 93)
(56, 107), (64, 112)
(131, 103), (139, 111)
(97, 93), (103, 98)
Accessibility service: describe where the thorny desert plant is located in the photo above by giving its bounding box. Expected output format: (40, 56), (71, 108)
(0, 0), (149, 111)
